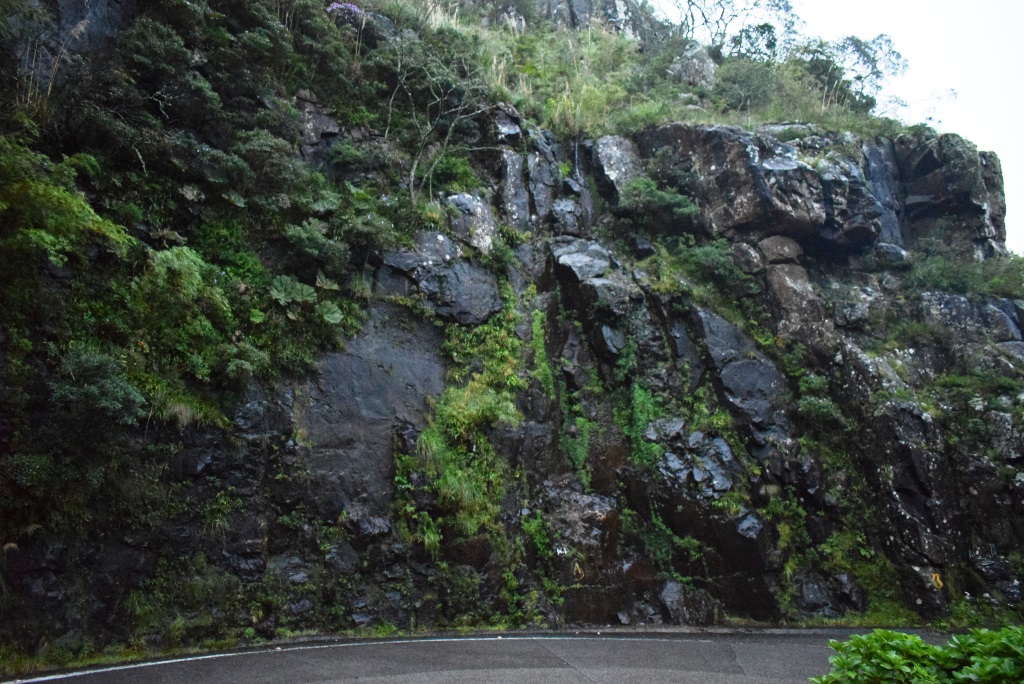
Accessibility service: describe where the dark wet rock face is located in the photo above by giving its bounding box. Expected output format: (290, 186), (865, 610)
(58, 0), (138, 50)
(292, 303), (446, 528)
(380, 232), (503, 324)
(696, 309), (787, 428)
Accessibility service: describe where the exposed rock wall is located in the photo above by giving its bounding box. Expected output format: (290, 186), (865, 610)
(3, 111), (1022, 652)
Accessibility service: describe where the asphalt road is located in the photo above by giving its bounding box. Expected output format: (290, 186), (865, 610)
(7, 631), (858, 684)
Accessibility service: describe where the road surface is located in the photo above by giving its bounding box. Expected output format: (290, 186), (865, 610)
(7, 630), (863, 683)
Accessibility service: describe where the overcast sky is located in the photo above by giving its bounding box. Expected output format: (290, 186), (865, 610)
(651, 0), (1023, 252)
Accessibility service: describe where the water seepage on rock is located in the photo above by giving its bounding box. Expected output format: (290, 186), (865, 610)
(290, 303), (445, 530)
(862, 138), (905, 244)
(56, 0), (139, 52)
(499, 150), (530, 229)
(528, 129), (561, 223)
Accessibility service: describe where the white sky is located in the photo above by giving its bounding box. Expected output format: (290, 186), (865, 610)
(651, 0), (1024, 252)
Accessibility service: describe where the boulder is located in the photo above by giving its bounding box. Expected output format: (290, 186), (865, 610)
(758, 236), (803, 264)
(594, 135), (642, 203)
(493, 103), (522, 143)
(694, 309), (787, 429)
(659, 580), (722, 625)
(447, 193), (500, 255)
(766, 264), (825, 320)
(553, 198), (584, 236)
(552, 238), (613, 284)
(381, 232), (503, 324)
(665, 44), (716, 88)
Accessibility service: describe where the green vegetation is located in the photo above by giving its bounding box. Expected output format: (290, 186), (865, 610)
(2, 0), (1020, 670)
(812, 626), (1024, 684)
(904, 239), (1024, 299)
(400, 285), (524, 555)
(615, 385), (665, 467)
(530, 308), (555, 398)
(642, 236), (760, 323)
(621, 507), (703, 583)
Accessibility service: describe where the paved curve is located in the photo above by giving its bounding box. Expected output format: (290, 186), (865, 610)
(7, 631), (857, 684)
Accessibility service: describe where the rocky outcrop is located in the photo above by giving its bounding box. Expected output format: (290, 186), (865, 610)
(636, 124), (896, 250)
(378, 231), (503, 324)
(895, 132), (1006, 255)
(5, 111), (1021, 655)
(594, 135), (642, 203)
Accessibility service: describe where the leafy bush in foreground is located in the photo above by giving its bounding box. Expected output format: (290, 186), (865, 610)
(811, 626), (1024, 684)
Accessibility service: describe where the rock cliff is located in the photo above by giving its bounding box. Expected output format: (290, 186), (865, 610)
(2, 1), (1022, 661)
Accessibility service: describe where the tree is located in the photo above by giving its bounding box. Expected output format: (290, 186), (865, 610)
(378, 27), (491, 203)
(787, 34), (906, 113)
(665, 0), (794, 48)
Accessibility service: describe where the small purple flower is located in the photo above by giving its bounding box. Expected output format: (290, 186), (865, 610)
(327, 2), (367, 29)
(327, 2), (364, 22)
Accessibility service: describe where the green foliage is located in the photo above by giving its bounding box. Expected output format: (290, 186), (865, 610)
(618, 176), (699, 231)
(269, 274), (318, 306)
(796, 373), (849, 430)
(760, 490), (809, 554)
(904, 240), (1024, 299)
(817, 528), (921, 626)
(560, 415), (595, 490)
(0, 136), (130, 268)
(811, 626), (1024, 684)
(406, 289), (524, 548)
(530, 309), (555, 399)
(643, 237), (757, 317)
(429, 154), (480, 194)
(50, 345), (145, 429)
(614, 385), (665, 467)
(714, 58), (779, 111)
(521, 511), (554, 561)
(621, 508), (703, 583)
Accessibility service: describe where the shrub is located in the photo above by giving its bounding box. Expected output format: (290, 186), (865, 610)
(811, 626), (1024, 684)
(713, 58), (778, 111)
(618, 176), (699, 232)
(904, 239), (1024, 299)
